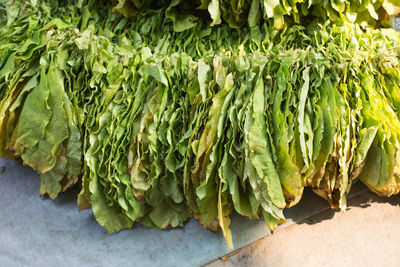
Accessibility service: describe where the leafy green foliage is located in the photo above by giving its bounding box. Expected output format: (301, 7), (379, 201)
(111, 0), (400, 30)
(1, 0), (400, 249)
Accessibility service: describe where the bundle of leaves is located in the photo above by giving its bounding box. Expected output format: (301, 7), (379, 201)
(111, 0), (400, 30)
(1, 0), (400, 248)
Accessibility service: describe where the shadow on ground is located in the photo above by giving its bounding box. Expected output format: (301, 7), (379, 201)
(286, 182), (400, 226)
(51, 185), (81, 206)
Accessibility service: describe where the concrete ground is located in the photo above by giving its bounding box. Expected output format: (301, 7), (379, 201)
(207, 191), (400, 267)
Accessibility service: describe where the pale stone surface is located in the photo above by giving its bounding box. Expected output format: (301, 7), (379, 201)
(207, 192), (400, 267)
